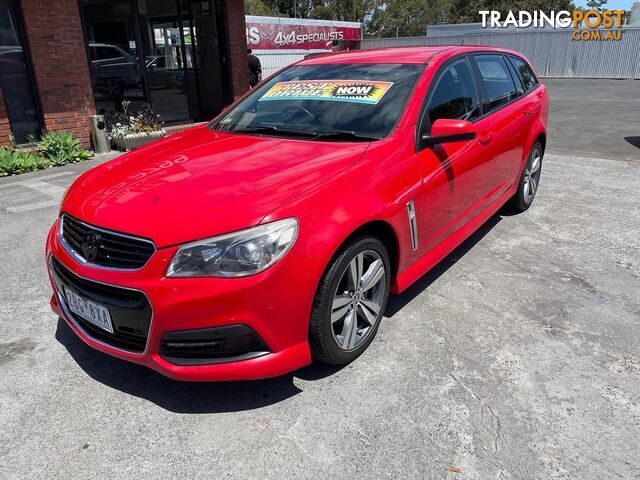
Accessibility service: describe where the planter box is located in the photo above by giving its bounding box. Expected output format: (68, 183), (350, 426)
(112, 130), (166, 151)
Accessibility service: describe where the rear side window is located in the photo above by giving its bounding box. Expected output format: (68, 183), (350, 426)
(473, 54), (518, 114)
(509, 56), (539, 92)
(95, 47), (122, 61)
(425, 58), (481, 128)
(505, 59), (525, 96)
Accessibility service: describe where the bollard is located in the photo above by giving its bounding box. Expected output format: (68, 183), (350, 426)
(90, 115), (110, 154)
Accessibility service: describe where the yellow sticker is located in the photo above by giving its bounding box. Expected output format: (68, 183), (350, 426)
(259, 80), (394, 105)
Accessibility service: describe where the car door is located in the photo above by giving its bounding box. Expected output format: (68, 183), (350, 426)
(470, 54), (528, 191)
(508, 54), (544, 176)
(413, 56), (494, 254)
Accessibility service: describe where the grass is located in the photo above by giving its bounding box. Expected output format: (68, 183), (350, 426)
(0, 131), (92, 177)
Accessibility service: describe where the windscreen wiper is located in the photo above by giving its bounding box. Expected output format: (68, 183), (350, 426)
(235, 125), (318, 138)
(313, 130), (381, 142)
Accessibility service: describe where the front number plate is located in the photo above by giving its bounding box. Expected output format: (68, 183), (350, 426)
(64, 287), (114, 333)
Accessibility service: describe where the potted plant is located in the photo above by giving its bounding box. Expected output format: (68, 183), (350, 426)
(110, 101), (166, 151)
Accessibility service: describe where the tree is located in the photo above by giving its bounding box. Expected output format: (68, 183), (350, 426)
(247, 0), (376, 22)
(435, 0), (576, 25)
(244, 0), (278, 16)
(252, 0), (319, 18)
(367, 0), (439, 37)
(585, 0), (607, 12)
(246, 0), (579, 38)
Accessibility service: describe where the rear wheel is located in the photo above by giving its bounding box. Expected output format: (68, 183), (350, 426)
(309, 237), (390, 365)
(509, 141), (543, 212)
(101, 79), (125, 100)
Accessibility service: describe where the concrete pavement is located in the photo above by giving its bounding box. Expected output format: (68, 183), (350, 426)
(1, 151), (638, 479)
(1, 78), (639, 479)
(544, 78), (640, 161)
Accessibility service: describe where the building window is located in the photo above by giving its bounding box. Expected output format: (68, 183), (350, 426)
(80, 0), (230, 128)
(0, 0), (42, 144)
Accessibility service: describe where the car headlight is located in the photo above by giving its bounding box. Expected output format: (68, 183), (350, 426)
(166, 218), (298, 278)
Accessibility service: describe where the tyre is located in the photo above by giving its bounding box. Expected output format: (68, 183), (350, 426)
(508, 141), (543, 212)
(309, 236), (391, 365)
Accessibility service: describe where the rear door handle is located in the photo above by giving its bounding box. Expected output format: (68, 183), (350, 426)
(524, 110), (532, 118)
(479, 132), (493, 145)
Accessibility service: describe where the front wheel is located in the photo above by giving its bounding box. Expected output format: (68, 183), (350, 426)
(309, 237), (390, 365)
(509, 141), (543, 212)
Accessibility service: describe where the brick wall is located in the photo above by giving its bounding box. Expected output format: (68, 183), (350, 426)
(21, 0), (95, 147)
(0, 88), (11, 146)
(0, 0), (246, 149)
(222, 0), (250, 100)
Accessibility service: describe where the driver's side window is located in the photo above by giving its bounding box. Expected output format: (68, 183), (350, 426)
(421, 58), (480, 137)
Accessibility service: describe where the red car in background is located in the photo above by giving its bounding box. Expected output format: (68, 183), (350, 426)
(46, 46), (548, 381)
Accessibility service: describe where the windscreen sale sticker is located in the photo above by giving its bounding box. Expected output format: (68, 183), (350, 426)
(258, 80), (394, 105)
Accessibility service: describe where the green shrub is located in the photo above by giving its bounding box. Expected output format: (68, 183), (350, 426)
(30, 154), (49, 170)
(16, 150), (47, 172)
(0, 148), (50, 176)
(0, 130), (90, 177)
(75, 149), (92, 161)
(0, 147), (19, 177)
(39, 131), (92, 163)
(48, 152), (68, 167)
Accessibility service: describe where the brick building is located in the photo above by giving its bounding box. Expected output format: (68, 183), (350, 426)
(0, 0), (249, 148)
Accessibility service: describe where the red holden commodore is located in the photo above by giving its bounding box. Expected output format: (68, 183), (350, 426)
(46, 46), (548, 381)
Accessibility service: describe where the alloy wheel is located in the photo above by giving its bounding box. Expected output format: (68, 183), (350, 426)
(330, 250), (386, 351)
(523, 146), (542, 204)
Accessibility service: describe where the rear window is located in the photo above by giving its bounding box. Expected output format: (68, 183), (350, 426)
(509, 56), (539, 92)
(473, 54), (518, 114)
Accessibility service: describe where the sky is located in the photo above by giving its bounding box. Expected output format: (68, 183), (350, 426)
(574, 0), (635, 9)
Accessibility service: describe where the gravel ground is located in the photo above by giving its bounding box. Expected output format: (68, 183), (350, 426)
(0, 78), (639, 479)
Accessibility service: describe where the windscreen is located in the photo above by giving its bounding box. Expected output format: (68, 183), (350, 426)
(211, 63), (424, 140)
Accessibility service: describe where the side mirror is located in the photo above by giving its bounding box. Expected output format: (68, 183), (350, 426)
(421, 119), (475, 147)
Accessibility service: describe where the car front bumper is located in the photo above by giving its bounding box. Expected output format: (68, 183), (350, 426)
(46, 218), (315, 381)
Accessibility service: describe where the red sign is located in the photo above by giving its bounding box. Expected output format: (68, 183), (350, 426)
(246, 17), (361, 50)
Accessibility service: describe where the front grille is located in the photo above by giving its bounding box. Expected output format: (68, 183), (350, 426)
(61, 214), (155, 269)
(50, 257), (152, 353)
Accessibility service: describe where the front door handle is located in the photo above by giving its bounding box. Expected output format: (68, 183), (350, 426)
(524, 110), (532, 118)
(479, 132), (493, 145)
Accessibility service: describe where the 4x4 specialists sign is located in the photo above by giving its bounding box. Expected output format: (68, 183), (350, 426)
(246, 15), (361, 50)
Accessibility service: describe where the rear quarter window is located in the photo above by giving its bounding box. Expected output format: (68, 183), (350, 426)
(95, 47), (123, 61)
(508, 56), (539, 92)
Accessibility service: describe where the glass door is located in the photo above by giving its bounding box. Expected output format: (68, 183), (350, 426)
(0, 0), (42, 144)
(80, 0), (229, 127)
(144, 16), (190, 123)
(80, 0), (147, 123)
(144, 0), (227, 123)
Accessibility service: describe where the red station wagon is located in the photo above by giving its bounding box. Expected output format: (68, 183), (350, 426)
(46, 46), (548, 381)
